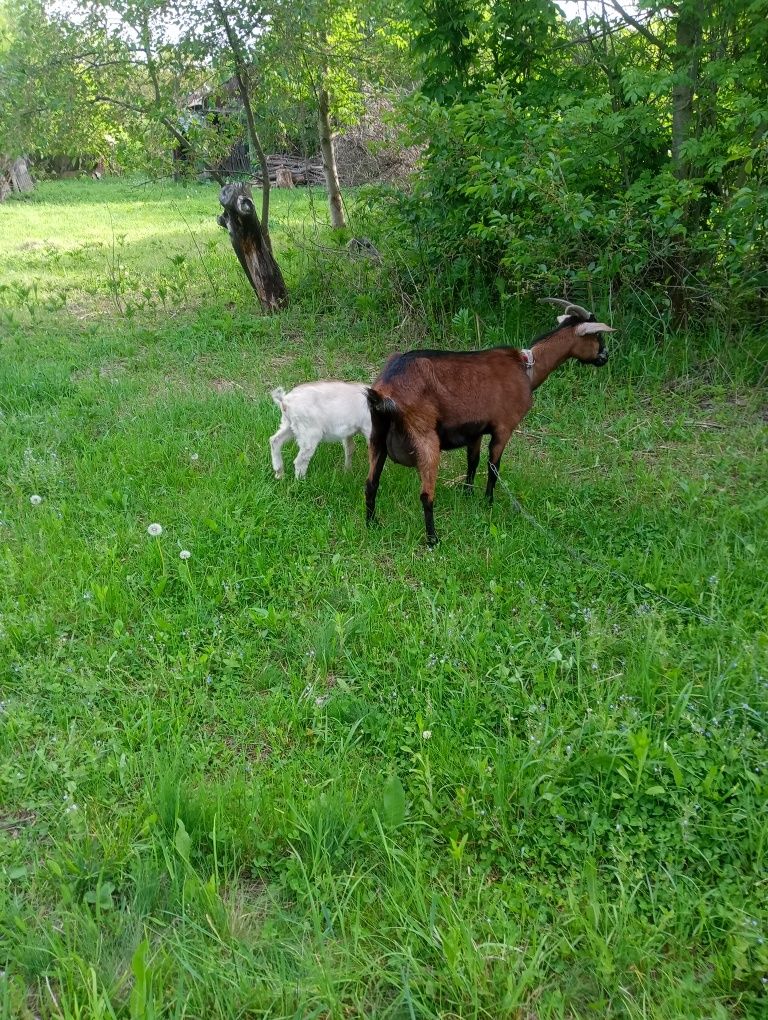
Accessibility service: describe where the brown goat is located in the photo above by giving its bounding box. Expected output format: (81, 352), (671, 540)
(365, 300), (615, 545)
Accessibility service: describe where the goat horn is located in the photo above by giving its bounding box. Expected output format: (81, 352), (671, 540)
(539, 297), (593, 320)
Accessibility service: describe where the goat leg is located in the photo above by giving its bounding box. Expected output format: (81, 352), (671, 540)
(270, 422), (293, 480)
(420, 492), (438, 546)
(365, 439), (387, 525)
(343, 436), (355, 470)
(464, 437), (482, 491)
(416, 438), (440, 546)
(485, 429), (512, 502)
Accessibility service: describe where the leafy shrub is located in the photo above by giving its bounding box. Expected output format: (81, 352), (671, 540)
(378, 83), (767, 326)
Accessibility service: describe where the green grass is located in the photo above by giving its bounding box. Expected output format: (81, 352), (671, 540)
(1, 177), (766, 1019)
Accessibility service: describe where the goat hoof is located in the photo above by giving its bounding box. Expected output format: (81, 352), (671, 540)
(274, 470), (284, 480)
(427, 535), (439, 548)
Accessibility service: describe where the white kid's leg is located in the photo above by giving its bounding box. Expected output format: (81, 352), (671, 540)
(293, 433), (321, 479)
(270, 422), (293, 479)
(343, 435), (355, 470)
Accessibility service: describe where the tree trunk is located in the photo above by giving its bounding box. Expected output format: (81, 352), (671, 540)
(0, 157), (33, 201)
(671, 6), (700, 181)
(11, 158), (34, 192)
(218, 183), (288, 312)
(669, 3), (702, 328)
(211, 0), (273, 250)
(317, 84), (346, 229)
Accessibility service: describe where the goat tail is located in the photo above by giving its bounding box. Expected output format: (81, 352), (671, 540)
(271, 386), (286, 411)
(366, 387), (399, 418)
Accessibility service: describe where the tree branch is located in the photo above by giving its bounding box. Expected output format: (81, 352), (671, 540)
(92, 94), (224, 184)
(605, 1), (666, 52)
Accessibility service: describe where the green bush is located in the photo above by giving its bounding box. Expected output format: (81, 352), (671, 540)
(379, 83), (767, 325)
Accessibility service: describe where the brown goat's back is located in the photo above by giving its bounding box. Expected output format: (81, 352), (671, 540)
(373, 348), (531, 432)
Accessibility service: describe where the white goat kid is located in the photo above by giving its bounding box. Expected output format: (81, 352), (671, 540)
(270, 381), (372, 480)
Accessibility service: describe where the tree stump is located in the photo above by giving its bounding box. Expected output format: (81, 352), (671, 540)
(0, 156), (34, 201)
(275, 167), (295, 188)
(217, 183), (288, 312)
(10, 158), (34, 193)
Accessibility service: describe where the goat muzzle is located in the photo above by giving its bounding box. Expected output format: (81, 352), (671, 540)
(591, 344), (609, 367)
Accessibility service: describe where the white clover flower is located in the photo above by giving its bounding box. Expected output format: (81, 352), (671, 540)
(179, 549), (191, 560)
(147, 523), (163, 537)
(30, 494), (43, 506)
(422, 730), (432, 740)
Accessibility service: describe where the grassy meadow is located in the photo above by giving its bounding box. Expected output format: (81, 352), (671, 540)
(0, 178), (766, 1019)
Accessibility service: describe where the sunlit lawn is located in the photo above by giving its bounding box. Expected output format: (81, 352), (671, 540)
(1, 178), (766, 1019)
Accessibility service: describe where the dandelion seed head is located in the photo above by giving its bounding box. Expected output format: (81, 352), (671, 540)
(190, 453), (199, 462)
(147, 523), (163, 537)
(422, 730), (432, 740)
(30, 494), (43, 506)
(179, 549), (191, 560)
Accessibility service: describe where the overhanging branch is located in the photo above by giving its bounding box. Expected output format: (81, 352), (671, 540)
(92, 94), (225, 184)
(605, 1), (666, 52)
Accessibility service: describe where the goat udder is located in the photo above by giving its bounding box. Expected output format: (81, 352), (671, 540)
(387, 429), (417, 466)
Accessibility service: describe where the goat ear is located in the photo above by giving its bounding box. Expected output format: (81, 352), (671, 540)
(575, 322), (616, 335)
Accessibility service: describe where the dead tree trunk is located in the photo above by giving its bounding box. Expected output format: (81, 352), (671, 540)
(11, 158), (34, 192)
(317, 84), (346, 230)
(211, 0), (273, 250)
(218, 183), (288, 312)
(1, 156), (34, 201)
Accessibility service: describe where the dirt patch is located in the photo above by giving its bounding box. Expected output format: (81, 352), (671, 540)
(264, 352), (297, 372)
(278, 328), (306, 345)
(209, 377), (240, 394)
(70, 356), (136, 383)
(100, 358), (129, 380)
(0, 809), (37, 839)
(223, 874), (272, 940)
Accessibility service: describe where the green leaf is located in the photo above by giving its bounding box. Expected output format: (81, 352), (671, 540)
(130, 938), (150, 1019)
(174, 817), (191, 861)
(381, 774), (406, 827)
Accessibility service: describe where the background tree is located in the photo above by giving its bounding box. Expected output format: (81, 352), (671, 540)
(393, 0), (768, 325)
(266, 0), (412, 229)
(0, 0), (124, 170)
(7, 0), (286, 307)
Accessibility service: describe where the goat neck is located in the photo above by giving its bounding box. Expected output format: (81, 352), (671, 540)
(528, 324), (583, 390)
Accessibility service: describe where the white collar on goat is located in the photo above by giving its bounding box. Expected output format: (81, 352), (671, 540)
(520, 348), (535, 379)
